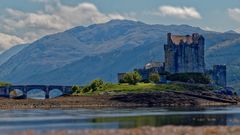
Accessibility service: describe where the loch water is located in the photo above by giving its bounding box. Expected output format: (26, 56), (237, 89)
(1, 106), (240, 131)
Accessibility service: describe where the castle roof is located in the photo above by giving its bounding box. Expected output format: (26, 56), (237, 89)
(171, 35), (193, 45)
(144, 62), (164, 69)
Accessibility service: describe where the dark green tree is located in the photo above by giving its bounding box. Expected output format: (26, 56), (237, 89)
(122, 71), (142, 85)
(81, 79), (106, 93)
(72, 85), (81, 93)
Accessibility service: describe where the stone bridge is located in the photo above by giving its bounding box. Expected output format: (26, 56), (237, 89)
(0, 85), (73, 99)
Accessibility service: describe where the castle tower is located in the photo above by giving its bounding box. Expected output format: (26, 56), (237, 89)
(164, 33), (205, 73)
(212, 65), (227, 87)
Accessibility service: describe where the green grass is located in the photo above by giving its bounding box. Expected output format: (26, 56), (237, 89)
(74, 82), (217, 96)
(0, 82), (11, 86)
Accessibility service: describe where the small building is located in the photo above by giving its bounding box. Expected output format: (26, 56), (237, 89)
(134, 61), (167, 83)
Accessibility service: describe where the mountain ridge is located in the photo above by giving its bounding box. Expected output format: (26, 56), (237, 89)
(0, 20), (239, 86)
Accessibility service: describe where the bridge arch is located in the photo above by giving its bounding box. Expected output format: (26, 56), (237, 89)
(8, 86), (25, 98)
(25, 85), (48, 99)
(27, 89), (46, 99)
(9, 89), (24, 98)
(49, 89), (63, 98)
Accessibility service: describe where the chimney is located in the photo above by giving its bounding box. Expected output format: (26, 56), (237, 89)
(167, 33), (172, 44)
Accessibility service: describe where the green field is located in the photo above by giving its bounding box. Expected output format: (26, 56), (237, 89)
(73, 82), (217, 96)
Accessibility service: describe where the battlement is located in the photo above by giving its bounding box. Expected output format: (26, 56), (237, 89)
(167, 33), (204, 45)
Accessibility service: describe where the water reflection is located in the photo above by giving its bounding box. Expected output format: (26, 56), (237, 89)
(94, 113), (227, 128)
(0, 106), (240, 131)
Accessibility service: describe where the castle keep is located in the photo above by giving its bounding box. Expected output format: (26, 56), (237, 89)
(164, 33), (205, 73)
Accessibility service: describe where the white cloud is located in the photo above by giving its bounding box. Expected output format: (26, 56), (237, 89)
(228, 8), (240, 22)
(0, 33), (25, 50)
(0, 2), (134, 51)
(154, 5), (202, 19)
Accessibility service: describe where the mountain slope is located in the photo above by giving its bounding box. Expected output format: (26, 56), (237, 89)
(0, 20), (239, 86)
(25, 35), (240, 86)
(206, 37), (240, 85)
(0, 44), (28, 65)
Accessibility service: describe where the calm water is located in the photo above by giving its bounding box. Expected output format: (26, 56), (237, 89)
(1, 106), (240, 131)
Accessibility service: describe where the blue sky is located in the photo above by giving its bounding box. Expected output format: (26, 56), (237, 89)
(0, 0), (239, 51)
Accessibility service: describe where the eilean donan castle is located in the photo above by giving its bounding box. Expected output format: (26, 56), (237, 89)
(119, 33), (227, 87)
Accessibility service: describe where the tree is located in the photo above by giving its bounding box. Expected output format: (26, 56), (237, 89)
(72, 85), (81, 94)
(82, 79), (106, 93)
(89, 79), (104, 92)
(122, 71), (142, 85)
(149, 73), (160, 83)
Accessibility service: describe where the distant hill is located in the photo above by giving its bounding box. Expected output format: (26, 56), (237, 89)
(225, 30), (238, 34)
(0, 44), (28, 65)
(0, 20), (239, 87)
(206, 37), (240, 86)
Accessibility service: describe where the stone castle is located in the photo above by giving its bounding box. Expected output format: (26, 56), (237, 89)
(118, 33), (227, 87)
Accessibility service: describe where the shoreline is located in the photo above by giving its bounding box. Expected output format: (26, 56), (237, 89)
(0, 91), (239, 110)
(6, 126), (240, 135)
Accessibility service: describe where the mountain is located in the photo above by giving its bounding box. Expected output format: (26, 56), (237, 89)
(0, 44), (28, 65)
(225, 30), (238, 34)
(0, 20), (239, 86)
(206, 37), (240, 86)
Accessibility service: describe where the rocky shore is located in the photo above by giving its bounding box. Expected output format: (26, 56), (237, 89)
(0, 91), (239, 109)
(7, 126), (240, 135)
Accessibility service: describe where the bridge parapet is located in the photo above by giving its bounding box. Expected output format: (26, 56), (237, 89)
(0, 86), (9, 97)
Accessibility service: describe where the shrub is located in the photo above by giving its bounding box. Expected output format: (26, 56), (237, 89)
(122, 71), (142, 85)
(167, 73), (211, 84)
(149, 73), (160, 83)
(82, 85), (91, 93)
(81, 79), (106, 93)
(89, 79), (104, 92)
(72, 85), (81, 94)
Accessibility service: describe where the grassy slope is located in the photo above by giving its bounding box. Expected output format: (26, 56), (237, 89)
(0, 82), (11, 86)
(76, 83), (217, 95)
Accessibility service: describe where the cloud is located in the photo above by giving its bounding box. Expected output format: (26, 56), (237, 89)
(30, 0), (50, 3)
(0, 33), (25, 51)
(228, 8), (240, 22)
(0, 2), (134, 51)
(29, 0), (58, 4)
(153, 5), (201, 19)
